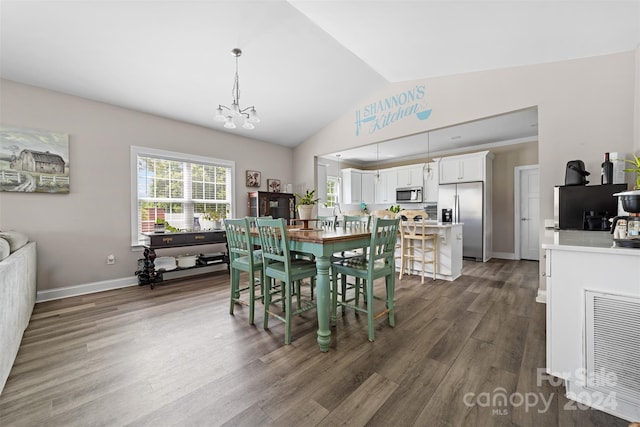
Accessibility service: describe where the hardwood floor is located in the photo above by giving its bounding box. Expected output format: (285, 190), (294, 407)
(0, 259), (631, 426)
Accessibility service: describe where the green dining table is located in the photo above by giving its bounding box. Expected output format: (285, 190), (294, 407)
(251, 225), (371, 352)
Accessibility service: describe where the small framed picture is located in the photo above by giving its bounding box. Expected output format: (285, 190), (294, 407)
(246, 170), (261, 187)
(267, 179), (281, 193)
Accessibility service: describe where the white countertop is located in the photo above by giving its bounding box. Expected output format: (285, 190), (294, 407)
(541, 229), (640, 256)
(405, 221), (463, 229)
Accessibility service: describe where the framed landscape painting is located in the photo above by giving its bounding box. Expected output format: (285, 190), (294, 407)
(0, 126), (70, 193)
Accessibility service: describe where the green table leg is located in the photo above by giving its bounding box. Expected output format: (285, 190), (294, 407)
(315, 255), (331, 352)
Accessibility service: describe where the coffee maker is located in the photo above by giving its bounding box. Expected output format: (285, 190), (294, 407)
(610, 190), (640, 247)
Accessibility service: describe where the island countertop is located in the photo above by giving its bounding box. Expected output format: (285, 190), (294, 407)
(541, 229), (640, 256)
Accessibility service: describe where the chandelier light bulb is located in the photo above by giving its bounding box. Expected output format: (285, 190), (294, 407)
(242, 120), (255, 130)
(223, 117), (236, 129)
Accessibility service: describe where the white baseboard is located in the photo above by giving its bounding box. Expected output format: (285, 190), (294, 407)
(36, 276), (138, 302)
(491, 251), (516, 260)
(536, 289), (547, 304)
(36, 264), (228, 302)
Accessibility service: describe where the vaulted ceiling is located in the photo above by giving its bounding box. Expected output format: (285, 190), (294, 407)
(1, 1), (639, 148)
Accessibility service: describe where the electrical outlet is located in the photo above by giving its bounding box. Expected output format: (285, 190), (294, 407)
(107, 254), (115, 265)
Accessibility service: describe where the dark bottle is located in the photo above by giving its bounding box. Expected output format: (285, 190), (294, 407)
(601, 152), (613, 185)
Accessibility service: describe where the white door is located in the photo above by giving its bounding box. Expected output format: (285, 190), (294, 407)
(519, 167), (540, 260)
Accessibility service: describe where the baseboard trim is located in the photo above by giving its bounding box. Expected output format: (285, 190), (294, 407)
(491, 251), (516, 260)
(536, 289), (547, 304)
(35, 264), (229, 303)
(36, 277), (139, 302)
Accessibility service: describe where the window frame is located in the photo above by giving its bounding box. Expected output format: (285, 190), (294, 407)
(325, 176), (339, 207)
(130, 146), (235, 247)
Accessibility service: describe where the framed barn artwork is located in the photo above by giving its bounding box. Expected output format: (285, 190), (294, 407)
(0, 126), (70, 193)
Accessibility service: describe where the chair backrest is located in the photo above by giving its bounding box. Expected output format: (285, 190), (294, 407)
(246, 215), (271, 229)
(224, 218), (257, 266)
(256, 217), (291, 267)
(399, 210), (432, 238)
(367, 217), (400, 272)
(399, 209), (428, 221)
(316, 215), (337, 230)
(371, 210), (396, 219)
(343, 215), (371, 231)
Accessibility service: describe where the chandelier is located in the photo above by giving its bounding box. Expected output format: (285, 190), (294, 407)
(214, 48), (260, 130)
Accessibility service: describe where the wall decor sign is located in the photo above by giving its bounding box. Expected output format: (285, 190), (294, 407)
(0, 126), (70, 193)
(267, 179), (281, 193)
(246, 170), (261, 187)
(354, 84), (432, 136)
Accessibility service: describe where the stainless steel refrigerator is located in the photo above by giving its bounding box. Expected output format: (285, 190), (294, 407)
(438, 182), (484, 261)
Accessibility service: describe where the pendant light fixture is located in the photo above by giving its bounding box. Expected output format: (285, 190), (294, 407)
(423, 131), (433, 179)
(336, 154), (342, 185)
(214, 48), (260, 130)
(375, 143), (382, 184)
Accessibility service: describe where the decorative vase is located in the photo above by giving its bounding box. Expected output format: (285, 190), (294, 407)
(154, 223), (165, 233)
(298, 205), (314, 220)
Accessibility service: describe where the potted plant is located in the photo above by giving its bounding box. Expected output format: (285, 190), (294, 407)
(622, 153), (640, 189)
(295, 189), (320, 220)
(154, 218), (165, 233)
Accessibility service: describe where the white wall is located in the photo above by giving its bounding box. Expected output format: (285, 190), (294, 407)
(0, 79), (293, 291)
(294, 49), (639, 291)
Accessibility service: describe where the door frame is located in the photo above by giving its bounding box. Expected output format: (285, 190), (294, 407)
(514, 164), (540, 260)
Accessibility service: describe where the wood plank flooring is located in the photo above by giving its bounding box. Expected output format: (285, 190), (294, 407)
(0, 259), (631, 426)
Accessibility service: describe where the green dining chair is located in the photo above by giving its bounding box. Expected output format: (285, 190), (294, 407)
(333, 215), (371, 306)
(316, 215), (337, 230)
(224, 217), (264, 325)
(256, 217), (318, 345)
(331, 217), (400, 342)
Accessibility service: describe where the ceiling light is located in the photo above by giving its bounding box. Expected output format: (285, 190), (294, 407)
(375, 143), (381, 184)
(214, 48), (259, 130)
(423, 132), (432, 179)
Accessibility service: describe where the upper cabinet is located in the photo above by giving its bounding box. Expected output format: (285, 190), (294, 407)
(341, 168), (362, 204)
(341, 169), (376, 204)
(423, 161), (439, 202)
(375, 169), (397, 204)
(396, 165), (424, 188)
(439, 151), (493, 184)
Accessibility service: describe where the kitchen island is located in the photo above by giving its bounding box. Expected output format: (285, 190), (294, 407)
(542, 230), (640, 422)
(395, 222), (463, 281)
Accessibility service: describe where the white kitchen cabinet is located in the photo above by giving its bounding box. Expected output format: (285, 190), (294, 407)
(361, 171), (376, 204)
(542, 232), (640, 422)
(341, 169), (375, 204)
(423, 161), (439, 202)
(341, 169), (361, 204)
(375, 169), (397, 204)
(396, 165), (424, 188)
(439, 152), (489, 183)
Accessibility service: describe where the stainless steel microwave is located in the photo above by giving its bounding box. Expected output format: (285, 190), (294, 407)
(396, 187), (423, 203)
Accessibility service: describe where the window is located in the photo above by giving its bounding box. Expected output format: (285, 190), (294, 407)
(325, 176), (338, 207)
(130, 146), (234, 246)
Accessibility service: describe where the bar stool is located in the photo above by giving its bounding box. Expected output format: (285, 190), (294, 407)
(398, 210), (438, 284)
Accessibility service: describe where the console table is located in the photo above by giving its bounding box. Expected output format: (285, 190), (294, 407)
(136, 231), (229, 289)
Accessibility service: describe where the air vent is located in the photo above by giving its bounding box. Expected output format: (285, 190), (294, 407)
(586, 291), (640, 405)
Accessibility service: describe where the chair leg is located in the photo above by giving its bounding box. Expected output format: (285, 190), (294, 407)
(420, 238), (425, 285)
(263, 277), (272, 330)
(331, 269), (339, 324)
(248, 272), (255, 325)
(386, 274), (396, 328)
(229, 268), (239, 315)
(285, 281), (293, 345)
(432, 238), (437, 281)
(367, 279), (375, 342)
